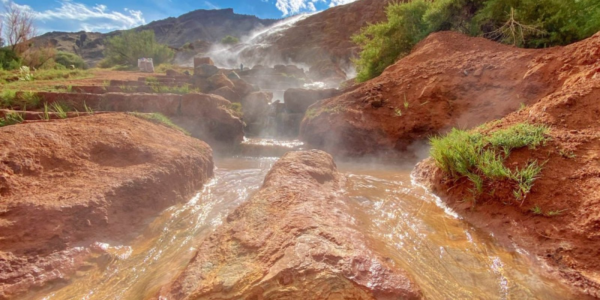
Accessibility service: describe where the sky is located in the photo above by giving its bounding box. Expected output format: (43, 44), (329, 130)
(1, 0), (358, 35)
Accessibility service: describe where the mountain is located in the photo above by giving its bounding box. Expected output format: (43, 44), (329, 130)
(31, 9), (278, 67)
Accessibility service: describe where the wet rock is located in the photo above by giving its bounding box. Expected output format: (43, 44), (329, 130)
(284, 88), (342, 114)
(0, 114), (214, 299)
(157, 150), (421, 300)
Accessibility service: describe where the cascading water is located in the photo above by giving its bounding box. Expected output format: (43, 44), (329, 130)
(209, 13), (314, 69)
(25, 151), (575, 299)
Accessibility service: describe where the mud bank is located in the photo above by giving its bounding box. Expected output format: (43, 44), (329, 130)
(0, 113), (214, 298)
(416, 33), (600, 297)
(157, 150), (421, 299)
(301, 31), (600, 156)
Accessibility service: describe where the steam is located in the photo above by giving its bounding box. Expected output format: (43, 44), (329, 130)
(208, 13), (315, 69)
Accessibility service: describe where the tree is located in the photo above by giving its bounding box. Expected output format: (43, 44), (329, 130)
(3, 2), (35, 54)
(102, 30), (174, 67)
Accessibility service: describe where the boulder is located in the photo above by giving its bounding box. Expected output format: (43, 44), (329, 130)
(193, 56), (214, 68)
(208, 73), (235, 90)
(210, 86), (240, 102)
(241, 91), (271, 124)
(284, 88), (342, 114)
(157, 150), (422, 299)
(194, 64), (219, 78)
(0, 114), (213, 299)
(178, 93), (244, 145)
(231, 78), (256, 100)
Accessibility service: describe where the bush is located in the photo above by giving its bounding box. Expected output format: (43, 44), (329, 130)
(354, 0), (600, 82)
(430, 123), (549, 202)
(353, 0), (432, 82)
(221, 35), (240, 45)
(54, 51), (87, 69)
(102, 30), (174, 68)
(0, 48), (21, 70)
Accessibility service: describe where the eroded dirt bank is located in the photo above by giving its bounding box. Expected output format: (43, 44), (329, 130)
(301, 31), (600, 156)
(157, 150), (422, 299)
(415, 43), (600, 297)
(0, 113), (214, 299)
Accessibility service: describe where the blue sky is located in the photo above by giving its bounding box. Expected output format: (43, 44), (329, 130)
(2, 0), (358, 35)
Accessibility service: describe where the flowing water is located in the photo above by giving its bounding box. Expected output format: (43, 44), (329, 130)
(28, 154), (574, 300)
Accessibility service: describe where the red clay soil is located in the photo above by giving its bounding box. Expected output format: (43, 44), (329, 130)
(415, 38), (600, 297)
(0, 113), (214, 299)
(301, 31), (600, 156)
(157, 150), (421, 299)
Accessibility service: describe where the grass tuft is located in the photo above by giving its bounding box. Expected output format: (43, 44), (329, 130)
(128, 112), (190, 135)
(430, 122), (550, 203)
(0, 112), (24, 127)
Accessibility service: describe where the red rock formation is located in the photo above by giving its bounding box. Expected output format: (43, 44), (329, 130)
(301, 31), (600, 156)
(26, 92), (245, 146)
(157, 150), (422, 299)
(0, 113), (214, 299)
(415, 33), (600, 297)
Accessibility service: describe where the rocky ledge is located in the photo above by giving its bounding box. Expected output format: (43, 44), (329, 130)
(0, 113), (214, 298)
(157, 150), (422, 299)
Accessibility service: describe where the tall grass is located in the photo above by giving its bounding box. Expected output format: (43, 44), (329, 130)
(430, 123), (549, 202)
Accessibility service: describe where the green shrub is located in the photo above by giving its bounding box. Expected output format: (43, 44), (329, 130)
(0, 48), (21, 70)
(353, 0), (432, 82)
(220, 35), (240, 45)
(102, 30), (174, 68)
(354, 0), (600, 81)
(430, 123), (549, 202)
(54, 51), (87, 69)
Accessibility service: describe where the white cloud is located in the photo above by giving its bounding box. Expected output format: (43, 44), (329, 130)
(4, 0), (146, 33)
(275, 0), (358, 16)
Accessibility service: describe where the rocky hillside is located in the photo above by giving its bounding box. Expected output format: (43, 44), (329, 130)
(268, 0), (392, 67)
(32, 9), (277, 67)
(300, 31), (599, 156)
(415, 32), (600, 298)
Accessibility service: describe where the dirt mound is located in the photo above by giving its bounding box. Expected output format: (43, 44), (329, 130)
(415, 34), (600, 297)
(300, 31), (600, 156)
(0, 113), (214, 298)
(157, 150), (421, 299)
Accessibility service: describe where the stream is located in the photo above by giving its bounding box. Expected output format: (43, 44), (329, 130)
(28, 152), (573, 299)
